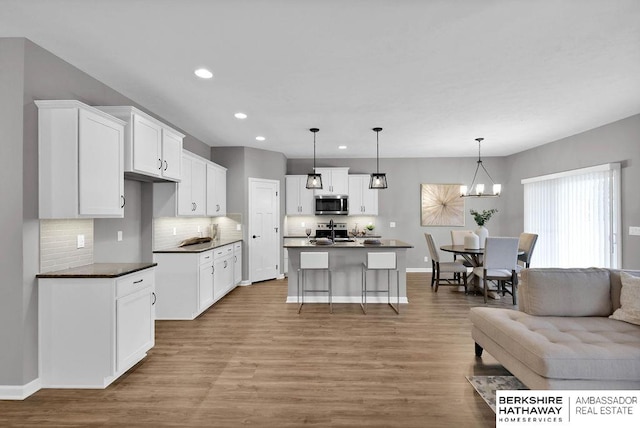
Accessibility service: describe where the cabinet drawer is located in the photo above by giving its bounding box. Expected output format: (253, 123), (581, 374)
(116, 269), (154, 298)
(233, 242), (242, 252)
(214, 244), (233, 260)
(199, 250), (214, 265)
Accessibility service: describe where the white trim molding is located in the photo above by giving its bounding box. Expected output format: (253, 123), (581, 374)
(0, 378), (41, 400)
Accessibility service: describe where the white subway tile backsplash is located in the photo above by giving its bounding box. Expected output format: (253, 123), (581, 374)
(40, 219), (94, 273)
(153, 214), (243, 250)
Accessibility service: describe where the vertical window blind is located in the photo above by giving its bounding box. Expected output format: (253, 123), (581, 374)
(522, 163), (620, 268)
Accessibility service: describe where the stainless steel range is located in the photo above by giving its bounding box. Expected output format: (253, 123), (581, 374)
(315, 222), (351, 241)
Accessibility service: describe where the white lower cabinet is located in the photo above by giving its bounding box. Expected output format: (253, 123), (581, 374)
(233, 242), (242, 285)
(214, 244), (234, 301)
(38, 267), (155, 388)
(153, 250), (213, 320)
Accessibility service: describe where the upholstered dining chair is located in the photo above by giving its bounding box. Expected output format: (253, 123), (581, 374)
(472, 237), (519, 304)
(424, 233), (468, 293)
(450, 230), (475, 279)
(517, 232), (538, 270)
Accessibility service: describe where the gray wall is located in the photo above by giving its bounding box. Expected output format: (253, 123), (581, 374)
(213, 146), (287, 279)
(502, 114), (640, 269)
(0, 37), (212, 387)
(0, 38), (28, 385)
(287, 157), (509, 269)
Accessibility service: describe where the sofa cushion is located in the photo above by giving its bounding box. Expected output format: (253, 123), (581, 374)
(470, 307), (640, 381)
(610, 272), (640, 326)
(609, 270), (640, 311)
(519, 268), (611, 316)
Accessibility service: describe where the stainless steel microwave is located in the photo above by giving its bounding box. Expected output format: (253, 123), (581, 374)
(315, 195), (348, 215)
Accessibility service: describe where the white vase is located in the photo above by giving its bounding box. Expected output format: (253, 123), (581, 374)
(464, 233), (480, 249)
(476, 226), (489, 248)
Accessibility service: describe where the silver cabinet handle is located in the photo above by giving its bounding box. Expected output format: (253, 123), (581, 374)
(164, 160), (168, 171)
(133, 279), (143, 284)
(121, 195), (126, 208)
(158, 158), (162, 170)
(152, 292), (156, 305)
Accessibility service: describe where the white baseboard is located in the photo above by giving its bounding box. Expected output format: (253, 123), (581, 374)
(406, 268), (432, 273)
(276, 274), (285, 280)
(0, 378), (41, 400)
(238, 280), (252, 286)
(286, 295), (409, 304)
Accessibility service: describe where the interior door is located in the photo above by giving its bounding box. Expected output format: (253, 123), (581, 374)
(249, 178), (280, 283)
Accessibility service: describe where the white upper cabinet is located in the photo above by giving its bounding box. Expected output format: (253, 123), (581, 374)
(178, 152), (206, 216)
(285, 175), (314, 215)
(348, 175), (378, 215)
(313, 167), (349, 196)
(96, 106), (184, 182)
(206, 162), (227, 217)
(36, 100), (125, 219)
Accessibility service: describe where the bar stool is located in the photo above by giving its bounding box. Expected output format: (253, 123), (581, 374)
(298, 252), (332, 314)
(361, 252), (399, 314)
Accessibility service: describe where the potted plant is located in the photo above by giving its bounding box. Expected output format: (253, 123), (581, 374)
(365, 223), (375, 235)
(469, 209), (498, 248)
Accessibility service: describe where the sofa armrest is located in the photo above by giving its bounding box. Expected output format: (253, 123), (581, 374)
(518, 268), (612, 316)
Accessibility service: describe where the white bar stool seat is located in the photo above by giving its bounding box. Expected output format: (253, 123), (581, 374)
(361, 252), (399, 314)
(298, 252), (332, 314)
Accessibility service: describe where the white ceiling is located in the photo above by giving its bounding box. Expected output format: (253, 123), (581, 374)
(2, 0), (639, 158)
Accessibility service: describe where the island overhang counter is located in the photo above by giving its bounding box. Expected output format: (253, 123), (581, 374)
(283, 239), (413, 305)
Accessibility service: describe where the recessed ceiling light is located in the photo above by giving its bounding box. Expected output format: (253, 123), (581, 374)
(338, 145), (347, 150)
(256, 136), (266, 141)
(194, 68), (213, 79)
(234, 112), (247, 119)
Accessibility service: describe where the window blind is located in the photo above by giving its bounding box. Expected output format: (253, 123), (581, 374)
(522, 163), (620, 268)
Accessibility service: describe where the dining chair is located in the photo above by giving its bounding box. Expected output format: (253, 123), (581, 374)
(424, 233), (468, 293)
(517, 232), (538, 270)
(450, 230), (475, 279)
(472, 237), (519, 304)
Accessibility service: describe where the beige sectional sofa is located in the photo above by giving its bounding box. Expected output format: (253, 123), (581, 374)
(470, 268), (640, 390)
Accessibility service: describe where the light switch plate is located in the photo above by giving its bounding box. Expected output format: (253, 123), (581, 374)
(630, 226), (640, 236)
(236, 224), (242, 231)
(390, 222), (396, 228)
(424, 256), (428, 262)
(77, 234), (85, 248)
(173, 227), (177, 236)
(117, 231), (123, 242)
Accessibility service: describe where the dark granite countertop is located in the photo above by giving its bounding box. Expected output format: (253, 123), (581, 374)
(153, 238), (243, 253)
(283, 239), (413, 249)
(37, 262), (157, 279)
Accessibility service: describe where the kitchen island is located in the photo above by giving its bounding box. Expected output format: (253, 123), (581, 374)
(283, 239), (413, 305)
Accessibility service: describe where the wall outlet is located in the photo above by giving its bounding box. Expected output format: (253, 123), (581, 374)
(390, 222), (396, 228)
(424, 256), (429, 262)
(117, 231), (123, 242)
(301, 222), (306, 228)
(76, 234), (85, 248)
(630, 226), (640, 236)
(236, 224), (242, 231)
(197, 225), (201, 233)
(173, 227), (177, 236)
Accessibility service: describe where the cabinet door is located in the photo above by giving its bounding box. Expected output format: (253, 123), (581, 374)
(213, 257), (226, 302)
(177, 156), (193, 216)
(214, 166), (227, 216)
(161, 129), (182, 181)
(191, 158), (207, 216)
(348, 175), (364, 215)
(233, 244), (242, 285)
(78, 108), (124, 217)
(330, 169), (349, 195)
(116, 286), (154, 373)
(313, 168), (331, 196)
(198, 262), (214, 311)
(132, 114), (162, 177)
(361, 182), (378, 215)
(207, 164), (227, 216)
(285, 176), (301, 214)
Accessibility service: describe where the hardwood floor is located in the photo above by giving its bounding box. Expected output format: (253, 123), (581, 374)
(0, 273), (515, 427)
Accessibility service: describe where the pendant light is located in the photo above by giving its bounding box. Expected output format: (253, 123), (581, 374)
(460, 137), (501, 197)
(369, 127), (388, 189)
(306, 128), (323, 189)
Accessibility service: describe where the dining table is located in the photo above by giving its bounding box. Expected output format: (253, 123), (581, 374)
(439, 244), (523, 299)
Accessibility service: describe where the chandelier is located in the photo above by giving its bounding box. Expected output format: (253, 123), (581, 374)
(460, 137), (501, 197)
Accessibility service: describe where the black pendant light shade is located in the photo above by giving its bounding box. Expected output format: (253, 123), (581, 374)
(306, 128), (323, 189)
(369, 127), (388, 189)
